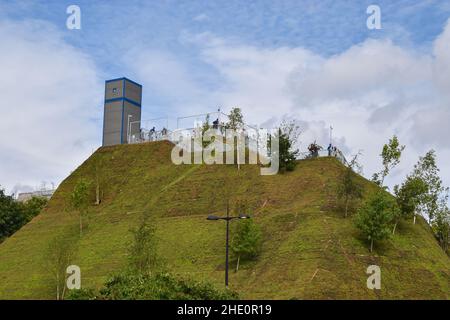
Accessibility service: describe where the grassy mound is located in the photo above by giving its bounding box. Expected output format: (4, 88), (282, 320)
(0, 141), (448, 299)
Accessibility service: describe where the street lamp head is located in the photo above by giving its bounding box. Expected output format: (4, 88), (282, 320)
(239, 214), (251, 219)
(207, 215), (220, 221)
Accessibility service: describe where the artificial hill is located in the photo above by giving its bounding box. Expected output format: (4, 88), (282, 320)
(0, 141), (448, 299)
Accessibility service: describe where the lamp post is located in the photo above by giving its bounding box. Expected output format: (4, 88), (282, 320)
(329, 125), (333, 146)
(127, 115), (133, 143)
(207, 201), (250, 288)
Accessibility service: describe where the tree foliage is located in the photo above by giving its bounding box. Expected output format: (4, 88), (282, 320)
(394, 175), (428, 222)
(307, 141), (322, 158)
(0, 188), (47, 242)
(201, 113), (212, 148)
(368, 135), (405, 235)
(393, 175), (428, 234)
(69, 179), (91, 236)
(411, 150), (446, 222)
(0, 189), (26, 241)
(230, 218), (262, 272)
(226, 107), (244, 130)
(337, 154), (364, 218)
(67, 271), (238, 300)
(45, 231), (77, 300)
(128, 217), (161, 274)
(277, 120), (300, 173)
(409, 150), (450, 252)
(23, 196), (48, 220)
(68, 213), (236, 300)
(372, 135), (405, 188)
(94, 156), (104, 205)
(431, 200), (450, 253)
(392, 149), (449, 251)
(356, 192), (398, 252)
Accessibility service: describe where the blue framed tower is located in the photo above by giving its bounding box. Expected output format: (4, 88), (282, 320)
(102, 77), (142, 146)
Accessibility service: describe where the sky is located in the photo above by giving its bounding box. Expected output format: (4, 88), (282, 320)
(0, 0), (449, 197)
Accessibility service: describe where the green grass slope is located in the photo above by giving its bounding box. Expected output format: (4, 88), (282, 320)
(0, 141), (448, 299)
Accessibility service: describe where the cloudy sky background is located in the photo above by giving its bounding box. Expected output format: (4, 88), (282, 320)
(0, 0), (449, 197)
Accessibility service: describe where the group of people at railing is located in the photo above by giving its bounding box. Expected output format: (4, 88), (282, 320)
(129, 127), (170, 143)
(327, 143), (339, 157)
(305, 141), (347, 164)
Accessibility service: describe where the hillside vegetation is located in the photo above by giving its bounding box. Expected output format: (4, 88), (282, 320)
(0, 141), (448, 299)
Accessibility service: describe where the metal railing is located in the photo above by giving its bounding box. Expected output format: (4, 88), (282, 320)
(298, 148), (347, 165)
(129, 128), (171, 144)
(127, 112), (348, 166)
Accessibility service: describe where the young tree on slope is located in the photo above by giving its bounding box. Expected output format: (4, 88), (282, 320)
(356, 191), (398, 252)
(93, 156), (105, 206)
(337, 154), (364, 218)
(46, 231), (77, 300)
(369, 135), (404, 235)
(432, 198), (450, 253)
(394, 175), (428, 229)
(411, 150), (447, 223)
(201, 113), (212, 148)
(70, 179), (91, 236)
(129, 217), (161, 274)
(277, 120), (300, 173)
(372, 135), (405, 188)
(231, 218), (262, 272)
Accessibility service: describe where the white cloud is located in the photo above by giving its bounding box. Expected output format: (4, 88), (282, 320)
(140, 24), (450, 192)
(1, 3), (448, 209)
(0, 19), (102, 195)
(289, 39), (432, 105)
(433, 20), (450, 98)
(193, 13), (210, 22)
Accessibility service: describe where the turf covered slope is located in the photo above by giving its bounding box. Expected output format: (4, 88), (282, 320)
(0, 141), (448, 299)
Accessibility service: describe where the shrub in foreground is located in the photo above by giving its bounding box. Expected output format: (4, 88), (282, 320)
(67, 271), (238, 300)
